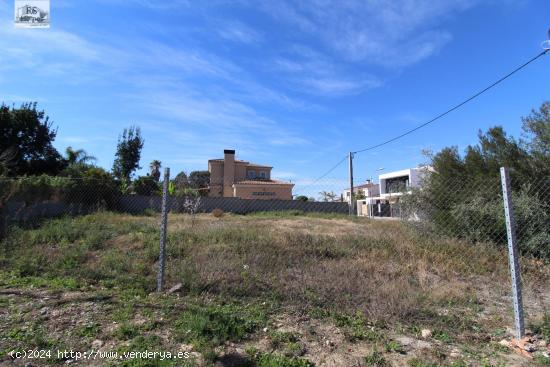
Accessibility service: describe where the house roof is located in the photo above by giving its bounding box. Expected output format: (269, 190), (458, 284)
(233, 179), (294, 186)
(208, 159), (272, 168)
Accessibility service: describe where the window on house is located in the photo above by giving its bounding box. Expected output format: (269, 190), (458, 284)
(259, 171), (266, 179)
(247, 170), (256, 179)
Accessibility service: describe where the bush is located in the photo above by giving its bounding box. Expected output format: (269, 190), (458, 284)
(1, 173), (119, 208)
(401, 181), (550, 260)
(212, 208), (224, 218)
(133, 176), (160, 196)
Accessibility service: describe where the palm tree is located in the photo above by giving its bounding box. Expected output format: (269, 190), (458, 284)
(149, 160), (161, 182)
(65, 146), (96, 165)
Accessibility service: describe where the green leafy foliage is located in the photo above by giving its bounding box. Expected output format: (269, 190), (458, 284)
(0, 103), (65, 176)
(187, 170), (210, 196)
(531, 312), (550, 341)
(112, 126), (144, 182)
(252, 352), (314, 367)
(402, 102), (550, 260)
(133, 176), (160, 196)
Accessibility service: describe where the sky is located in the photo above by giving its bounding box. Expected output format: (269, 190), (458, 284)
(1, 0), (549, 198)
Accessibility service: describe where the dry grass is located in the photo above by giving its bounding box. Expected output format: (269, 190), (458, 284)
(162, 213), (550, 324)
(2, 212), (550, 366)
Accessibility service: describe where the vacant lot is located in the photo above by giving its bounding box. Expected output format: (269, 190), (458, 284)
(0, 212), (549, 366)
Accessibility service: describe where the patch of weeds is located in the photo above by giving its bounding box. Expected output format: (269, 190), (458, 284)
(268, 331), (306, 357)
(431, 345), (447, 361)
(78, 322), (101, 338)
(384, 340), (405, 354)
(284, 342), (306, 358)
(128, 335), (163, 350)
(491, 342), (510, 354)
(364, 350), (387, 367)
(115, 323), (140, 340)
(531, 312), (550, 341)
(250, 351), (314, 367)
(449, 360), (469, 367)
(491, 328), (506, 338)
(269, 331), (299, 349)
(308, 307), (330, 319)
(333, 312), (382, 342)
(117, 358), (189, 367)
(408, 358), (438, 367)
(8, 325), (57, 349)
(534, 354), (550, 365)
(142, 319), (163, 332)
(0, 272), (81, 289)
(433, 329), (453, 343)
(175, 302), (266, 362)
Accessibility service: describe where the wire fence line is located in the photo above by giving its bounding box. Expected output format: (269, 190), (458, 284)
(0, 174), (349, 240)
(0, 167), (547, 337)
(1, 170), (548, 257)
(354, 171), (549, 259)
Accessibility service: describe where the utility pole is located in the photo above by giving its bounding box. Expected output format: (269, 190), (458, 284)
(348, 152), (354, 216)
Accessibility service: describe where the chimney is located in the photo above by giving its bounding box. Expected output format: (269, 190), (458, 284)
(223, 149), (235, 197)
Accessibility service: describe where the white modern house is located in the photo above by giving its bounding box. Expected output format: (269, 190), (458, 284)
(342, 180), (380, 204)
(356, 166), (433, 217)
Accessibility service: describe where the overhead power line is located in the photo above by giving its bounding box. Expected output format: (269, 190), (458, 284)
(295, 48), (548, 196)
(293, 154), (348, 196)
(352, 49), (549, 154)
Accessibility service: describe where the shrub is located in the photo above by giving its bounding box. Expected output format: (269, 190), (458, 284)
(212, 208), (224, 218)
(133, 176), (160, 196)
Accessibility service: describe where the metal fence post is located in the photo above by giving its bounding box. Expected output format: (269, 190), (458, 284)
(157, 167), (170, 292)
(500, 167), (525, 340)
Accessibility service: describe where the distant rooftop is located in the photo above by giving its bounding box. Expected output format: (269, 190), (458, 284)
(209, 158), (272, 168)
(234, 179), (293, 186)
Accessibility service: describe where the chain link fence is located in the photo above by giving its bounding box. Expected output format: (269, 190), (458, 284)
(1, 168), (548, 338)
(357, 171), (550, 261)
(0, 173), (349, 241)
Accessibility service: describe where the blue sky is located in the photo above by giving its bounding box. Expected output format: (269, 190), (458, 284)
(1, 0), (549, 197)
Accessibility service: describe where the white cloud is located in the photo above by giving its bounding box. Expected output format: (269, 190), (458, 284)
(256, 0), (477, 67)
(217, 21), (263, 44)
(300, 77), (381, 96)
(271, 45), (382, 96)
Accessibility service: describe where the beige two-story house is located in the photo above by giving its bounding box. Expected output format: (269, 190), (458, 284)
(208, 150), (294, 200)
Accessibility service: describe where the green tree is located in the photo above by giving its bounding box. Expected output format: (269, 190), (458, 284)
(173, 171), (188, 190)
(0, 103), (65, 176)
(112, 126), (144, 183)
(522, 101), (550, 179)
(295, 195), (309, 202)
(188, 170), (210, 196)
(133, 176), (160, 196)
(406, 101), (550, 259)
(65, 146), (96, 165)
(149, 160), (161, 182)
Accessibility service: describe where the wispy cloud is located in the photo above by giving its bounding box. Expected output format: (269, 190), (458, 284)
(256, 0), (476, 67)
(217, 20), (263, 44)
(271, 45), (381, 96)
